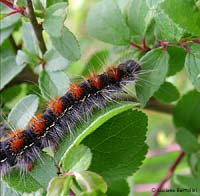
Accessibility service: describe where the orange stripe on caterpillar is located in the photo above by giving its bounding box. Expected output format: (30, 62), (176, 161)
(48, 97), (65, 116)
(106, 66), (120, 80)
(29, 114), (46, 135)
(87, 73), (102, 90)
(9, 129), (24, 153)
(9, 129), (24, 138)
(69, 83), (83, 99)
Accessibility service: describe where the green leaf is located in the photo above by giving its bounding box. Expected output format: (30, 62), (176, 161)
(185, 44), (200, 92)
(0, 85), (23, 111)
(176, 128), (200, 153)
(16, 50), (40, 67)
(50, 27), (80, 61)
(0, 39), (15, 60)
(55, 103), (135, 162)
(3, 169), (42, 193)
(167, 46), (186, 76)
(188, 153), (200, 178)
(73, 171), (107, 194)
(0, 180), (21, 196)
(82, 50), (109, 76)
(0, 56), (26, 90)
(32, 0), (44, 10)
(160, 0), (200, 36)
(116, 0), (130, 11)
(0, 3), (8, 12)
(1, 84), (39, 113)
(7, 94), (39, 129)
(173, 90), (200, 133)
(0, 14), (20, 29)
(107, 179), (129, 196)
(43, 2), (68, 37)
(15, 0), (25, 7)
(25, 189), (45, 196)
(136, 48), (169, 106)
(86, 0), (130, 45)
(0, 26), (15, 45)
(66, 60), (84, 76)
(44, 49), (69, 71)
(28, 153), (58, 189)
(62, 145), (92, 172)
(3, 152), (57, 193)
(128, 0), (151, 36)
(39, 70), (70, 101)
(22, 21), (39, 55)
(143, 19), (156, 45)
(81, 191), (106, 196)
(46, 176), (71, 196)
(83, 110), (147, 195)
(46, 0), (68, 8)
(154, 10), (185, 42)
(154, 81), (180, 103)
(172, 175), (200, 193)
(146, 0), (163, 8)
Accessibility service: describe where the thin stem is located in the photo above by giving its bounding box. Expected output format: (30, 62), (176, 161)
(0, 0), (14, 9)
(142, 38), (147, 49)
(25, 0), (47, 54)
(130, 42), (144, 51)
(0, 0), (25, 15)
(60, 171), (75, 176)
(142, 37), (150, 51)
(154, 38), (200, 52)
(6, 10), (20, 16)
(115, 95), (174, 114)
(131, 37), (200, 53)
(145, 98), (174, 114)
(153, 151), (185, 196)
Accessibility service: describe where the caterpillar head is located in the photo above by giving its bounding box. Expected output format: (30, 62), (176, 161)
(119, 60), (140, 78)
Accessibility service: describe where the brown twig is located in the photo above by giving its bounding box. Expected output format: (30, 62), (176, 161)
(25, 0), (47, 54)
(152, 151), (185, 196)
(0, 0), (14, 9)
(130, 37), (200, 53)
(145, 98), (174, 114)
(154, 38), (200, 52)
(130, 42), (144, 51)
(130, 38), (150, 52)
(0, 0), (25, 15)
(116, 95), (174, 114)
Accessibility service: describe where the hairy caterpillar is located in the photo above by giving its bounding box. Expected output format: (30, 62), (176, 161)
(0, 60), (140, 175)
